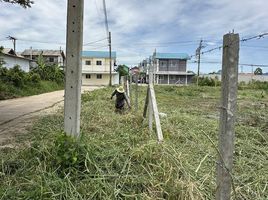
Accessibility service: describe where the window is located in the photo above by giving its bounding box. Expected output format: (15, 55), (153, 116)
(86, 74), (91, 79)
(96, 60), (102, 65)
(49, 57), (54, 62)
(85, 60), (91, 65)
(159, 75), (164, 80)
(97, 74), (102, 79)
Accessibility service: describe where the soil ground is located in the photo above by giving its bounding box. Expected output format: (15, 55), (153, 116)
(0, 86), (102, 148)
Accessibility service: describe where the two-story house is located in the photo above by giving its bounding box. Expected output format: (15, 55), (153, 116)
(82, 51), (119, 86)
(153, 52), (194, 85)
(21, 49), (65, 67)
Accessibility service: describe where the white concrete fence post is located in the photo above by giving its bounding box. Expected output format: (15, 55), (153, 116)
(216, 33), (239, 200)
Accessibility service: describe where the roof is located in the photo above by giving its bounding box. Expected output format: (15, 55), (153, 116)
(1, 48), (32, 61)
(21, 49), (65, 57)
(154, 53), (190, 60)
(82, 51), (116, 58)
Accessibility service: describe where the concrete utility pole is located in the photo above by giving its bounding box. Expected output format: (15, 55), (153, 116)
(109, 31), (112, 86)
(64, 0), (84, 137)
(7, 36), (17, 53)
(216, 33), (239, 200)
(148, 60), (153, 131)
(196, 39), (203, 86)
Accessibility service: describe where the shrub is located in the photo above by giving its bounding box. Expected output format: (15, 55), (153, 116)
(193, 76), (221, 86)
(29, 73), (41, 83)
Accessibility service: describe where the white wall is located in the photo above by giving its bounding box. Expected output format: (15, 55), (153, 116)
(82, 57), (115, 72)
(202, 74), (268, 83)
(1, 55), (30, 72)
(113, 73), (119, 85)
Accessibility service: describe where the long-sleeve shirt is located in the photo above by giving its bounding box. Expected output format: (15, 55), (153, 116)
(111, 90), (126, 109)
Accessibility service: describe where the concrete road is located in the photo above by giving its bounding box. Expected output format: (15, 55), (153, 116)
(0, 86), (101, 126)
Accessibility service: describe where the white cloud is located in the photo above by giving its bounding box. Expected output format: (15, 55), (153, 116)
(0, 0), (268, 72)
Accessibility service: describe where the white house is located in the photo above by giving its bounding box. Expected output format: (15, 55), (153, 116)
(81, 51), (119, 86)
(0, 48), (31, 72)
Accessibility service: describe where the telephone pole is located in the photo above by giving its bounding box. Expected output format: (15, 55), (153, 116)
(102, 0), (112, 86)
(196, 39), (203, 86)
(109, 31), (112, 86)
(7, 36), (17, 54)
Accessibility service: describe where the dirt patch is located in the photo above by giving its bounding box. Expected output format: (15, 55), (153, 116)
(0, 101), (64, 149)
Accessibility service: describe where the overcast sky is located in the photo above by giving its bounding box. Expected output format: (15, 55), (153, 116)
(1, 0), (268, 73)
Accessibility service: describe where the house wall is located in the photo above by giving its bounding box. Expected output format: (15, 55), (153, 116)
(158, 59), (187, 72)
(203, 74), (268, 83)
(82, 57), (115, 72)
(23, 55), (64, 66)
(82, 73), (112, 85)
(158, 75), (193, 85)
(113, 73), (120, 85)
(1, 55), (30, 72)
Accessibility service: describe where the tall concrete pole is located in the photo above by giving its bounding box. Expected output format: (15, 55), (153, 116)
(64, 0), (84, 137)
(216, 33), (239, 200)
(109, 31), (112, 86)
(148, 60), (153, 132)
(196, 39), (203, 86)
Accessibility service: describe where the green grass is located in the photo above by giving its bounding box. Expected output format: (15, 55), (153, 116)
(0, 80), (64, 100)
(0, 86), (267, 199)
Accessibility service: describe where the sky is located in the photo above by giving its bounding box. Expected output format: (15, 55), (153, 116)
(0, 0), (268, 73)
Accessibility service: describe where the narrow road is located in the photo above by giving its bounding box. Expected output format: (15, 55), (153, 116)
(0, 86), (101, 126)
(0, 86), (101, 147)
(0, 90), (64, 126)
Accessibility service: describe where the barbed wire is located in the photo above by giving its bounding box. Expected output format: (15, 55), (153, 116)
(190, 32), (268, 58)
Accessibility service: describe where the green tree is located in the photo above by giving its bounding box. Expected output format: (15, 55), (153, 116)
(32, 54), (47, 80)
(254, 67), (263, 75)
(1, 0), (33, 8)
(116, 65), (129, 77)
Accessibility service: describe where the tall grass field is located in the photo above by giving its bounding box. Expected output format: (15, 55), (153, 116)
(0, 85), (267, 199)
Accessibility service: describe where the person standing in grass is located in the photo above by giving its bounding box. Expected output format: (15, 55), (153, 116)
(111, 86), (129, 112)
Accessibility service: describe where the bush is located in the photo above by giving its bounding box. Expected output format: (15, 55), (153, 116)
(238, 80), (268, 90)
(193, 76), (221, 86)
(29, 73), (41, 83)
(0, 64), (64, 99)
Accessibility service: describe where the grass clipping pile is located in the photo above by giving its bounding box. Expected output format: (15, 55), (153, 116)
(0, 86), (267, 199)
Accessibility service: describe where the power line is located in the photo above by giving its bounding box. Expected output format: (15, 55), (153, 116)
(189, 60), (268, 67)
(190, 32), (268, 58)
(83, 37), (108, 46)
(17, 38), (66, 45)
(85, 44), (108, 50)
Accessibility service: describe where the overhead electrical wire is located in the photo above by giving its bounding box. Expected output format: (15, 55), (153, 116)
(189, 60), (268, 67)
(83, 37), (108, 46)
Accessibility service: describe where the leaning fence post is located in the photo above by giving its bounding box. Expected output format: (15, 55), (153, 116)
(216, 33), (239, 200)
